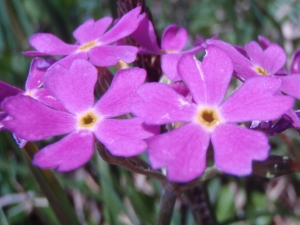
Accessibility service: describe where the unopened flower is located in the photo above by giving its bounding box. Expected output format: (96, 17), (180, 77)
(132, 46), (294, 182)
(24, 7), (145, 68)
(249, 114), (294, 136)
(290, 49), (300, 74)
(2, 60), (157, 171)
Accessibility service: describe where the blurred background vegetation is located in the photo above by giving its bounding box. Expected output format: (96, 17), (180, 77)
(1, 0), (300, 224)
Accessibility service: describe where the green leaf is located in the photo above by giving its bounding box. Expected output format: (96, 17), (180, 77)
(216, 184), (235, 222)
(96, 154), (129, 225)
(0, 207), (9, 225)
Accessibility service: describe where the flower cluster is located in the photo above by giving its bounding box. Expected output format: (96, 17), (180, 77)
(1, 6), (299, 182)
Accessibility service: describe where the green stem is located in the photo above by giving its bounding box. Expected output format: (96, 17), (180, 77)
(156, 182), (180, 225)
(0, 207), (9, 225)
(96, 142), (167, 183)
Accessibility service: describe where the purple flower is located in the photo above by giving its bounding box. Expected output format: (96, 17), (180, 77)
(131, 17), (203, 81)
(2, 60), (157, 171)
(0, 81), (21, 131)
(206, 38), (300, 131)
(24, 7), (145, 68)
(131, 46), (294, 182)
(205, 39), (286, 81)
(0, 58), (59, 147)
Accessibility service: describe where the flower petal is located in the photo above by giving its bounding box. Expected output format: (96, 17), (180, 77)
(0, 81), (22, 104)
(89, 45), (138, 67)
(131, 83), (197, 125)
(2, 95), (75, 141)
(206, 39), (255, 81)
(245, 41), (286, 75)
(73, 17), (113, 43)
(131, 16), (161, 53)
(290, 49), (300, 74)
(33, 88), (67, 111)
(95, 68), (146, 117)
(33, 130), (94, 171)
(54, 51), (88, 69)
(44, 59), (97, 113)
(29, 33), (77, 55)
(95, 118), (157, 157)
(206, 39), (252, 68)
(25, 58), (53, 91)
(98, 7), (145, 45)
(244, 41), (264, 64)
(169, 82), (190, 97)
(161, 25), (188, 51)
(147, 123), (209, 182)
(211, 123), (269, 175)
(258, 35), (271, 49)
(220, 77), (294, 122)
(13, 134), (27, 148)
(280, 74), (300, 99)
(178, 45), (233, 105)
(285, 109), (300, 130)
(264, 44), (286, 74)
(161, 53), (183, 82)
(0, 112), (7, 131)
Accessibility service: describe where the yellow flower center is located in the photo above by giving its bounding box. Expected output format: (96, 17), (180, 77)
(78, 111), (98, 129)
(25, 90), (36, 97)
(254, 66), (269, 76)
(78, 40), (98, 51)
(195, 108), (221, 129)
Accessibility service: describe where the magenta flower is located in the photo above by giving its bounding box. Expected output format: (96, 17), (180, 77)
(131, 17), (203, 81)
(24, 7), (145, 68)
(2, 60), (157, 171)
(0, 81), (21, 106)
(205, 39), (286, 81)
(206, 39), (300, 131)
(0, 58), (60, 143)
(131, 46), (294, 182)
(0, 81), (21, 131)
(0, 58), (60, 109)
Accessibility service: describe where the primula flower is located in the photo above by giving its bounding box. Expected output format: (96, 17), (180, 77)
(2, 60), (157, 171)
(0, 57), (59, 142)
(206, 38), (300, 131)
(131, 46), (294, 182)
(205, 39), (286, 81)
(131, 17), (203, 81)
(0, 81), (21, 131)
(24, 7), (145, 68)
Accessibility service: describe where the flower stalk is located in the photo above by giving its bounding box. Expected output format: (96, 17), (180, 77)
(185, 184), (217, 225)
(96, 142), (167, 183)
(156, 182), (180, 225)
